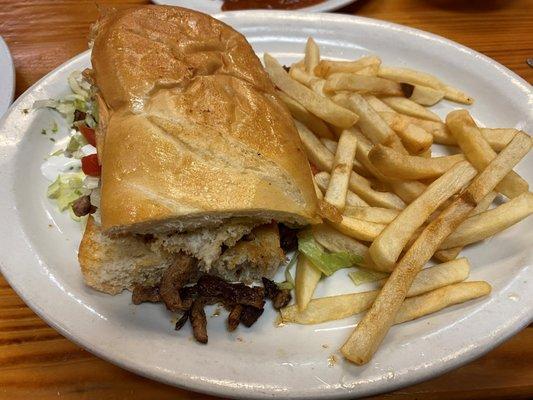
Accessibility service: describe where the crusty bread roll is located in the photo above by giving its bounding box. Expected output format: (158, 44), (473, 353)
(90, 6), (320, 235)
(80, 217), (285, 294)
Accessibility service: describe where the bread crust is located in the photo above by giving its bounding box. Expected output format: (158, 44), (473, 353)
(90, 6), (320, 234)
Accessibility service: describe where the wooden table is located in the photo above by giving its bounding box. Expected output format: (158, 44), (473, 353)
(0, 1), (532, 399)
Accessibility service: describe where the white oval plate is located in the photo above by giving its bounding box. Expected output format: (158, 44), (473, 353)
(151, 0), (356, 13)
(0, 36), (15, 117)
(0, 11), (532, 400)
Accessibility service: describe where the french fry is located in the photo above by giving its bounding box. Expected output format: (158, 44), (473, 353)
(297, 121), (406, 209)
(341, 127), (527, 364)
(368, 144), (466, 180)
(447, 110), (529, 198)
(304, 37), (320, 75)
(406, 85), (444, 106)
(440, 192), (533, 249)
(395, 124), (433, 154)
(276, 90), (335, 140)
(343, 206), (399, 224)
(314, 172), (369, 207)
(355, 65), (379, 76)
(329, 216), (386, 242)
(480, 128), (520, 151)
(264, 54), (358, 128)
(333, 93), (398, 145)
(380, 96), (441, 122)
(295, 254), (322, 312)
(395, 281), (490, 323)
(280, 259), (471, 324)
(364, 95), (395, 113)
(378, 66), (442, 89)
(378, 66), (473, 104)
(290, 67), (323, 88)
(379, 111), (523, 152)
(441, 84), (474, 105)
(314, 56), (381, 78)
(434, 191), (497, 262)
(325, 130), (358, 210)
(368, 161), (477, 271)
(324, 73), (403, 96)
(313, 178), (324, 200)
(320, 137), (371, 177)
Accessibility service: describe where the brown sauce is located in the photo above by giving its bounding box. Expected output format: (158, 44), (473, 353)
(221, 0), (327, 11)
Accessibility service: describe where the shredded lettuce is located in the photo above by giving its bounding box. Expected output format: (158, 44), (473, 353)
(277, 251), (298, 290)
(47, 172), (89, 211)
(298, 231), (362, 276)
(66, 133), (88, 154)
(33, 70), (94, 125)
(349, 269), (388, 286)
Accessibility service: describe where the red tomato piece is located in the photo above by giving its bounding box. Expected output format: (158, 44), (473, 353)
(309, 163), (319, 175)
(79, 125), (97, 147)
(81, 154), (101, 176)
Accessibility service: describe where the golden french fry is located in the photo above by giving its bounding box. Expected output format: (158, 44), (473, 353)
(364, 95), (395, 112)
(304, 37), (320, 75)
(264, 54), (358, 128)
(447, 110), (529, 198)
(324, 73), (403, 96)
(441, 84), (474, 105)
(329, 216), (386, 242)
(369, 144), (466, 180)
(378, 66), (442, 89)
(480, 128), (521, 151)
(379, 258), (471, 296)
(280, 259), (471, 324)
(290, 67), (323, 88)
(295, 254), (322, 312)
(325, 130), (359, 210)
(395, 281), (490, 323)
(314, 172), (369, 207)
(343, 206), (399, 224)
(406, 85), (444, 106)
(368, 161), (477, 271)
(395, 124), (433, 154)
(314, 56), (381, 78)
(341, 126), (527, 364)
(434, 191), (497, 262)
(440, 192), (533, 249)
(380, 111), (523, 152)
(355, 65), (379, 76)
(313, 178), (324, 201)
(276, 90), (335, 140)
(380, 96), (441, 122)
(320, 137), (371, 177)
(297, 122), (406, 209)
(333, 93), (397, 145)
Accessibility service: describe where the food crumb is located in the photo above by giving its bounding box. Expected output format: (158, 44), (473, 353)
(327, 354), (337, 367)
(322, 344), (329, 349)
(236, 337), (244, 342)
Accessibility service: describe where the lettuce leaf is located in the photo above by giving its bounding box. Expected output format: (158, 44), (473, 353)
(349, 269), (388, 286)
(298, 231), (362, 276)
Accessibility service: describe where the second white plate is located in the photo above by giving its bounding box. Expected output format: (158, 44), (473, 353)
(151, 0), (357, 14)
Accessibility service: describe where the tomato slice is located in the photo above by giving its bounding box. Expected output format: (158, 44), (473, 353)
(309, 163), (319, 175)
(79, 125), (97, 147)
(81, 154), (101, 176)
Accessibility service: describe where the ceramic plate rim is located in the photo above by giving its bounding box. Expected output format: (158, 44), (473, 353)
(150, 0), (357, 13)
(0, 11), (532, 399)
(0, 36), (15, 116)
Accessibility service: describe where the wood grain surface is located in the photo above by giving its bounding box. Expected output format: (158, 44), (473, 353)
(0, 1), (532, 399)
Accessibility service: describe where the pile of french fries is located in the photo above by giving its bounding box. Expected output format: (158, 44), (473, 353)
(264, 38), (533, 365)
